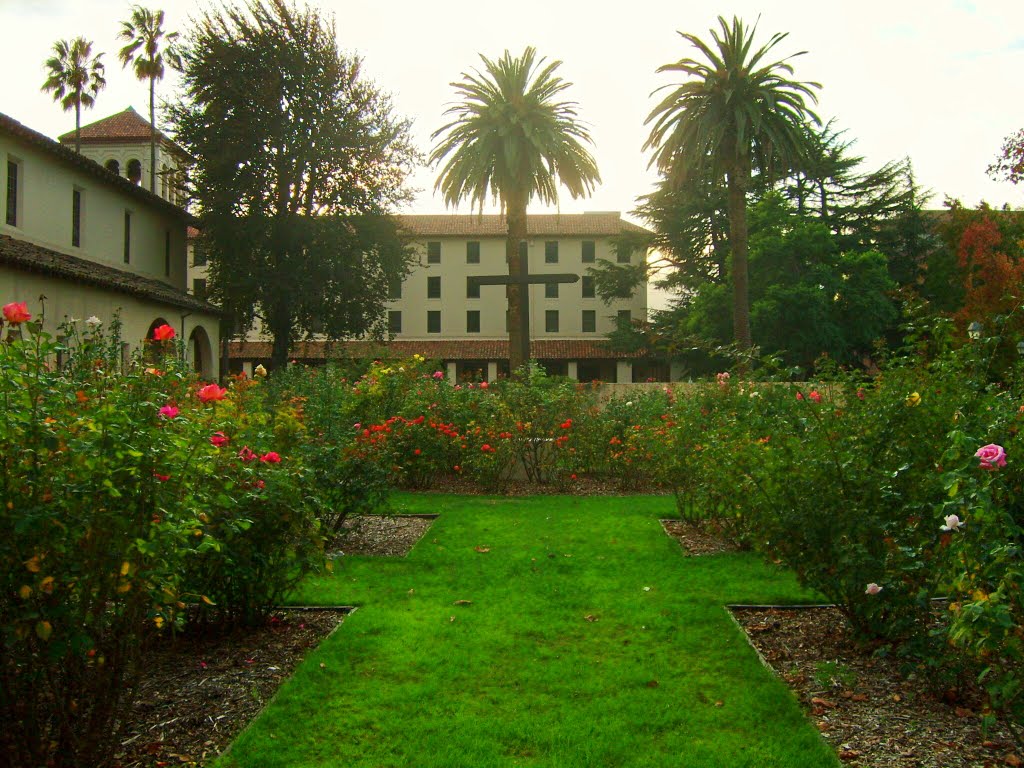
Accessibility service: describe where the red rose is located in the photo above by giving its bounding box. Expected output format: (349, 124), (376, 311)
(152, 324), (176, 341)
(259, 451), (281, 464)
(210, 432), (229, 448)
(238, 447), (258, 462)
(2, 301), (31, 325)
(196, 383), (227, 403)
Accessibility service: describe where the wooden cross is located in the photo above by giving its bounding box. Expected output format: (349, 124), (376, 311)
(468, 254), (579, 370)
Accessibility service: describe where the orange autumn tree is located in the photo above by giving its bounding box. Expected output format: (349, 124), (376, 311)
(953, 215), (1024, 329)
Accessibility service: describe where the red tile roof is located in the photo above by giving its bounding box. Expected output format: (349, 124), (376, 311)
(395, 213), (650, 237)
(58, 106), (171, 145)
(0, 234), (220, 316)
(229, 339), (646, 361)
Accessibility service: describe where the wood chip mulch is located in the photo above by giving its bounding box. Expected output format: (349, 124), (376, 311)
(115, 607), (348, 768)
(660, 518), (741, 556)
(730, 606), (1023, 767)
(327, 514), (436, 557)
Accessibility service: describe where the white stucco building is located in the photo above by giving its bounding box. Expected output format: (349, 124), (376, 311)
(1, 111), (220, 377)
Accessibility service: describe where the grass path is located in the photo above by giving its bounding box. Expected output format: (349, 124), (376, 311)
(217, 495), (839, 767)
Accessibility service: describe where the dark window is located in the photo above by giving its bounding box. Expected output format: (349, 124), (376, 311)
(71, 189), (82, 247)
(582, 276), (595, 298)
(544, 241), (558, 263)
(427, 241), (441, 264)
(545, 310), (559, 333)
(427, 275), (441, 299)
(5, 159), (18, 227)
(388, 310), (402, 334)
(466, 241), (480, 264)
(582, 309), (596, 332)
(617, 247), (631, 264)
(466, 276), (480, 299)
(123, 211), (131, 263)
(582, 240), (595, 263)
(388, 276), (402, 300)
(126, 159), (142, 184)
(545, 282), (558, 299)
(466, 310), (480, 333)
(193, 242), (207, 267)
(104, 159), (120, 176)
(617, 309), (632, 326)
(164, 230), (171, 276)
(427, 310), (441, 334)
(193, 278), (207, 301)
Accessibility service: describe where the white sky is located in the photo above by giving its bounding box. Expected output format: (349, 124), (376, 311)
(3, 0), (1023, 219)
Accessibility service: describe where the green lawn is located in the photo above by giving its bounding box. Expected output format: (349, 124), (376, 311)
(217, 494), (839, 767)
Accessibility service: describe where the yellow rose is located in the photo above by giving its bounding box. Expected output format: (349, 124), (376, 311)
(905, 392), (921, 407)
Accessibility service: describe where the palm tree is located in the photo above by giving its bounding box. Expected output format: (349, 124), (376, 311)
(41, 37), (106, 154)
(118, 6), (181, 194)
(430, 47), (601, 373)
(645, 16), (821, 350)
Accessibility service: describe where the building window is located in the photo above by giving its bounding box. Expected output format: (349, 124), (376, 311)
(582, 276), (595, 298)
(387, 276), (402, 300)
(427, 275), (441, 299)
(5, 158), (19, 227)
(544, 241), (558, 263)
(466, 276), (480, 299)
(193, 278), (207, 301)
(427, 241), (441, 264)
(164, 230), (171, 276)
(427, 310), (441, 334)
(71, 188), (82, 247)
(388, 310), (402, 334)
(466, 241), (480, 264)
(617, 309), (632, 326)
(582, 240), (595, 263)
(192, 242), (207, 267)
(545, 310), (559, 333)
(545, 282), (559, 299)
(126, 159), (142, 185)
(104, 159), (120, 176)
(617, 247), (631, 264)
(582, 309), (596, 333)
(123, 211), (132, 263)
(466, 310), (480, 333)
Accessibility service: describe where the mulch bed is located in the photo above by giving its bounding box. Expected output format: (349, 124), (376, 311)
(730, 606), (1022, 767)
(660, 518), (741, 556)
(115, 608), (348, 768)
(114, 515), (438, 767)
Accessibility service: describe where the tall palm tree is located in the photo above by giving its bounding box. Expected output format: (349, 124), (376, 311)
(430, 47), (601, 373)
(645, 16), (821, 350)
(41, 37), (106, 154)
(118, 6), (181, 194)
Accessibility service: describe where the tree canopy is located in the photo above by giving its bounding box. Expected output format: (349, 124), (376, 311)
(169, 0), (418, 369)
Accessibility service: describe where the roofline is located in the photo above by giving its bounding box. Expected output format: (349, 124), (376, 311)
(1, 112), (198, 226)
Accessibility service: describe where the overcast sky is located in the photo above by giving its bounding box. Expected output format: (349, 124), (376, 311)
(3, 0), (1023, 220)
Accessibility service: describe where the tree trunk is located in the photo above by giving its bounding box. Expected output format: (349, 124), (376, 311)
(75, 102), (81, 154)
(506, 192), (529, 375)
(149, 77), (157, 195)
(268, 300), (292, 372)
(726, 163), (752, 351)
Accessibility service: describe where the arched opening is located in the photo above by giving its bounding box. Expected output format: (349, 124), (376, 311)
(188, 326), (214, 378)
(105, 159), (120, 176)
(127, 159), (142, 185)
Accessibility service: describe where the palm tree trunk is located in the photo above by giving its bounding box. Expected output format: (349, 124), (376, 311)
(75, 101), (81, 154)
(506, 192), (529, 376)
(726, 164), (752, 351)
(149, 76), (157, 195)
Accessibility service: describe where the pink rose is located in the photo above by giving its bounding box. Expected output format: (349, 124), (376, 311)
(808, 390), (822, 403)
(158, 405), (179, 420)
(196, 383), (227, 403)
(238, 446), (258, 462)
(480, 381), (489, 389)
(260, 451), (281, 464)
(2, 301), (31, 325)
(940, 514), (965, 532)
(865, 583), (882, 595)
(210, 432), (229, 448)
(432, 371), (444, 379)
(975, 443), (1007, 470)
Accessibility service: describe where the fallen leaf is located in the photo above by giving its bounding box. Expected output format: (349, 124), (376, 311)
(811, 697), (836, 709)
(851, 693), (868, 702)
(449, 616), (456, 623)
(407, 589), (415, 595)
(955, 706), (974, 718)
(838, 749), (861, 761)
(645, 680), (659, 688)
(584, 614), (599, 622)
(714, 700), (723, 707)
(891, 693), (902, 703)
(319, 662), (325, 669)
(474, 546), (490, 553)
(1005, 754), (1022, 767)
(453, 600), (472, 606)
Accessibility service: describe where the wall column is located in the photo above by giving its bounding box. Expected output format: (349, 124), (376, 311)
(242, 361), (253, 378)
(567, 361), (578, 381)
(616, 360), (633, 384)
(447, 360), (458, 384)
(670, 361), (686, 382)
(487, 361), (498, 382)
